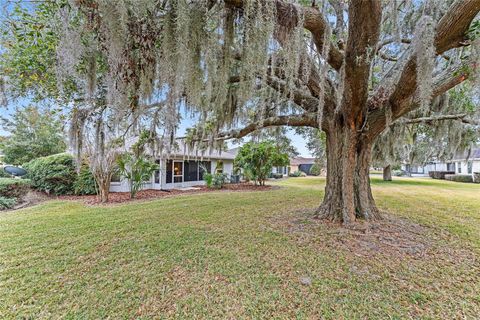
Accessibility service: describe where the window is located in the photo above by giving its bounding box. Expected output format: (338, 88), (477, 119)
(215, 161), (224, 173)
(468, 161), (473, 174)
(447, 162), (455, 171)
(458, 162), (462, 173)
(111, 172), (121, 183)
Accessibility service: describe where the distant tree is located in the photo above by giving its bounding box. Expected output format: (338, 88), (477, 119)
(235, 141), (289, 186)
(0, 106), (66, 165)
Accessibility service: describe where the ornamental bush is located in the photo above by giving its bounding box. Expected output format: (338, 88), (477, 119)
(429, 171), (455, 179)
(24, 153), (77, 195)
(0, 178), (30, 199)
(445, 174), (473, 183)
(309, 163), (321, 176)
(234, 141), (289, 186)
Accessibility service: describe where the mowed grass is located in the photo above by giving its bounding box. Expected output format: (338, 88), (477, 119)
(0, 177), (479, 319)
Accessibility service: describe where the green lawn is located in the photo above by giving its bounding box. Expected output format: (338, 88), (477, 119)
(1, 177), (479, 319)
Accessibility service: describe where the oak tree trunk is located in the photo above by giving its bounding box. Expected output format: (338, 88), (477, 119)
(383, 165), (392, 181)
(315, 123), (381, 224)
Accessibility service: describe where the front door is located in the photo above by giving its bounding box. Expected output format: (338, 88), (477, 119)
(173, 161), (184, 186)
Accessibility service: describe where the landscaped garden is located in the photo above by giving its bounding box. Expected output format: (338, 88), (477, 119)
(1, 177), (479, 319)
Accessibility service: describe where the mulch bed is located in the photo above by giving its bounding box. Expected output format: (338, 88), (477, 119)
(58, 182), (274, 205)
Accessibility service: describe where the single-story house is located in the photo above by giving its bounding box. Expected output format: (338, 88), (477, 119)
(401, 147), (480, 178)
(110, 141), (236, 192)
(289, 157), (316, 175)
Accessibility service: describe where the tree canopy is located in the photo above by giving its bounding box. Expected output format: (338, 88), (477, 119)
(234, 141), (289, 185)
(0, 0), (479, 222)
(0, 105), (67, 165)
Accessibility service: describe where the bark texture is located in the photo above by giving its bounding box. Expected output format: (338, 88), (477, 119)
(315, 121), (381, 224)
(383, 165), (392, 181)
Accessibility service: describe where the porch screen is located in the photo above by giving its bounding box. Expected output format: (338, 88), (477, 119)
(166, 160), (173, 183)
(184, 161), (199, 182)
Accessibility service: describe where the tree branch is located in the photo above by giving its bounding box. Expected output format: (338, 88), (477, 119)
(403, 113), (468, 124)
(381, 0), (480, 117)
(342, 0), (382, 120)
(209, 113), (319, 141)
(365, 60), (475, 140)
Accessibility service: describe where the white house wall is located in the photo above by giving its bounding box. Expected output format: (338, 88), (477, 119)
(109, 158), (235, 192)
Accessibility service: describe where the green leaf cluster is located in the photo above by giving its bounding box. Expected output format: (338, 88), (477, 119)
(234, 141), (289, 186)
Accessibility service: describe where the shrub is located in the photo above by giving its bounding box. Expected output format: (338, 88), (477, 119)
(24, 153), (76, 195)
(445, 174), (473, 183)
(212, 173), (228, 189)
(73, 164), (97, 195)
(289, 170), (302, 177)
(0, 196), (17, 210)
(309, 164), (321, 176)
(271, 173), (283, 179)
(0, 178), (30, 199)
(203, 172), (214, 188)
(117, 153), (158, 199)
(429, 171), (455, 180)
(0, 167), (11, 178)
(234, 141), (289, 186)
(393, 170), (406, 177)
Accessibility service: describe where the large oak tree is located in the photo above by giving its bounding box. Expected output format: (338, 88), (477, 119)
(2, 0), (480, 223)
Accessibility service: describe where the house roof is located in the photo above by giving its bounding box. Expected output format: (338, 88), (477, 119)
(290, 157), (316, 165)
(124, 137), (236, 160)
(452, 147), (480, 160)
(168, 140), (236, 160)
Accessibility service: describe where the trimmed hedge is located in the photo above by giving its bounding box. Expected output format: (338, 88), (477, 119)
(429, 171), (455, 180)
(0, 178), (30, 199)
(24, 153), (77, 195)
(445, 174), (473, 183)
(73, 163), (97, 195)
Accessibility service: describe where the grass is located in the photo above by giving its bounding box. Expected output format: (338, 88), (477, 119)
(1, 177), (479, 319)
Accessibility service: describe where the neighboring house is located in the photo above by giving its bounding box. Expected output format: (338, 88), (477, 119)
(289, 157), (316, 175)
(110, 140), (236, 192)
(401, 147), (480, 178)
(271, 165), (288, 176)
